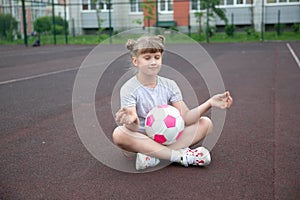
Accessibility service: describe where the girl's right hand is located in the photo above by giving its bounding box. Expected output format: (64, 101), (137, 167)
(209, 91), (233, 109)
(115, 107), (138, 125)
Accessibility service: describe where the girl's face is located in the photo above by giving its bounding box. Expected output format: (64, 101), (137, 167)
(132, 52), (162, 76)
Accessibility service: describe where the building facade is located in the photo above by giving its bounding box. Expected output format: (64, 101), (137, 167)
(72, 0), (300, 35)
(0, 0), (68, 36)
(1, 0), (299, 37)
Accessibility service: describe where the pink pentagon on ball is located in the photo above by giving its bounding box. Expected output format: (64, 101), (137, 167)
(154, 134), (167, 144)
(146, 114), (154, 127)
(164, 115), (176, 128)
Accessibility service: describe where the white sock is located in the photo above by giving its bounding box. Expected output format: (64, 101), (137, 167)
(170, 150), (181, 163)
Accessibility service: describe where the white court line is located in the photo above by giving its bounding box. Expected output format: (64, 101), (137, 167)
(286, 43), (300, 69)
(0, 67), (78, 86)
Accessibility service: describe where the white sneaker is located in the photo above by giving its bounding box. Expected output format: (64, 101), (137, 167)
(135, 153), (160, 170)
(181, 147), (211, 167)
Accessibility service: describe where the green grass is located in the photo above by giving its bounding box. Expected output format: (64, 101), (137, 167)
(191, 31), (300, 43)
(0, 34), (110, 45)
(264, 31), (300, 41)
(1, 31), (299, 46)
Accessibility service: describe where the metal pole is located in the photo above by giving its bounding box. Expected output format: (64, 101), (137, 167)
(72, 18), (75, 37)
(198, 12), (201, 40)
(261, 0), (264, 42)
(188, 13), (191, 37)
(156, 0), (158, 26)
(64, 0), (68, 44)
(277, 9), (281, 35)
(21, 0), (28, 47)
(9, 0), (13, 40)
(52, 0), (56, 45)
(206, 0), (210, 43)
(108, 0), (112, 44)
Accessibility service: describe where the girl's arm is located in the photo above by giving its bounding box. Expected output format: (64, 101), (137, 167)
(115, 106), (140, 132)
(172, 100), (211, 126)
(172, 91), (233, 126)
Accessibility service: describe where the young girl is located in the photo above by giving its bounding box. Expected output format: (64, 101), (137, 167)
(113, 35), (233, 170)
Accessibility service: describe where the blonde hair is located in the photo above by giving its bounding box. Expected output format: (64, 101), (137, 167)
(126, 35), (165, 57)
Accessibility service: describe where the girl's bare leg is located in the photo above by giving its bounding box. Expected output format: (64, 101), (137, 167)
(113, 116), (212, 161)
(168, 116), (212, 150)
(113, 126), (173, 160)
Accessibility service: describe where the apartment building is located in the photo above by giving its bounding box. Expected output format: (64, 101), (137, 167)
(71, 0), (300, 35)
(0, 0), (67, 35)
(1, 0), (299, 37)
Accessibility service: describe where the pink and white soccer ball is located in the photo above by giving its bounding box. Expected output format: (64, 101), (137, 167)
(145, 105), (185, 145)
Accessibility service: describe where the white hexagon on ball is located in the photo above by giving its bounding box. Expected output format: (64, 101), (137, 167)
(145, 105), (185, 145)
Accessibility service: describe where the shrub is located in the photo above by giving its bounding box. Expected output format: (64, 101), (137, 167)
(0, 13), (18, 40)
(246, 27), (254, 36)
(225, 24), (235, 37)
(52, 25), (64, 35)
(274, 23), (285, 35)
(205, 26), (216, 37)
(34, 16), (68, 35)
(292, 23), (299, 33)
(34, 16), (51, 34)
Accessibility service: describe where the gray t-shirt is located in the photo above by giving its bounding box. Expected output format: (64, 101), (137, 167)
(120, 75), (183, 133)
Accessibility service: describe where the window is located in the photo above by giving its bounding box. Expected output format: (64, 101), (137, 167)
(99, 0), (112, 11)
(82, 0), (113, 11)
(191, 0), (200, 10)
(191, 0), (197, 10)
(99, 1), (104, 9)
(267, 0), (300, 3)
(227, 0), (234, 5)
(130, 0), (143, 13)
(91, 1), (97, 10)
(82, 0), (88, 10)
(159, 0), (173, 12)
(236, 0), (252, 5)
(217, 0), (254, 6)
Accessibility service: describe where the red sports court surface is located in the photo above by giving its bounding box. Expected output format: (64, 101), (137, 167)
(0, 42), (299, 199)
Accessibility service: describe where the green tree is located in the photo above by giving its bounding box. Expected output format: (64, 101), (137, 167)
(0, 13), (18, 41)
(194, 12), (204, 35)
(34, 16), (51, 34)
(91, 0), (108, 38)
(53, 16), (69, 34)
(34, 16), (68, 35)
(142, 0), (156, 27)
(205, 0), (228, 25)
(194, 0), (228, 38)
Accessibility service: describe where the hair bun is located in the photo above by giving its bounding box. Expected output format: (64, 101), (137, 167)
(126, 39), (136, 51)
(156, 35), (165, 44)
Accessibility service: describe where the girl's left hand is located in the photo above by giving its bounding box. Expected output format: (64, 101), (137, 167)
(209, 91), (233, 109)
